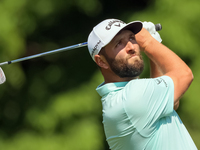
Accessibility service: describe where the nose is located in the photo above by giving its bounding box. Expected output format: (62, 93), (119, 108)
(125, 41), (135, 54)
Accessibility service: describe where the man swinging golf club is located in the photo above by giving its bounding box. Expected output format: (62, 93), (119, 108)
(87, 19), (197, 149)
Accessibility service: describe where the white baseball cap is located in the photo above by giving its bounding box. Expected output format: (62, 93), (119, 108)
(87, 19), (143, 61)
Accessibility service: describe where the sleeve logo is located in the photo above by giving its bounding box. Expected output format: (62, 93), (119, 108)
(155, 78), (168, 87)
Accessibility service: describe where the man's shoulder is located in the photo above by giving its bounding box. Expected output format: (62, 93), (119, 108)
(126, 75), (173, 88)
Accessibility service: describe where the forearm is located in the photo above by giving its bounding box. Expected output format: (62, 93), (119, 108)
(144, 40), (185, 74)
(150, 59), (163, 78)
(136, 28), (193, 102)
(146, 39), (192, 98)
(136, 28), (190, 74)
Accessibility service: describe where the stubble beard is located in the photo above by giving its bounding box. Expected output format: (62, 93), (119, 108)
(107, 54), (144, 78)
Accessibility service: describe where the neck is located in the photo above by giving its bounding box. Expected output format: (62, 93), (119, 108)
(101, 69), (139, 84)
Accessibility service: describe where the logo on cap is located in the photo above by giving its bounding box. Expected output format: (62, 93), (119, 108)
(91, 40), (101, 56)
(105, 19), (126, 30)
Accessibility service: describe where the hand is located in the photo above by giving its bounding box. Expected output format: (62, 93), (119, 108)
(135, 28), (154, 50)
(142, 21), (162, 43)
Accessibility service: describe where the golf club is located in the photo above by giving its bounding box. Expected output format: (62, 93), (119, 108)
(0, 42), (88, 66)
(0, 67), (6, 84)
(0, 24), (162, 66)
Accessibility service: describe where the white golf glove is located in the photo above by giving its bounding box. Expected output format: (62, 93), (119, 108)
(142, 21), (162, 43)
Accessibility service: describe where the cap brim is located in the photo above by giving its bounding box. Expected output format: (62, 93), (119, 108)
(123, 21), (143, 34)
(102, 21), (142, 49)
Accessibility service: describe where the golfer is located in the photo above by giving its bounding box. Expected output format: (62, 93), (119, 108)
(87, 19), (197, 150)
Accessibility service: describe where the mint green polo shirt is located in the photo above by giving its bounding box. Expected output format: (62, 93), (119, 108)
(96, 76), (197, 150)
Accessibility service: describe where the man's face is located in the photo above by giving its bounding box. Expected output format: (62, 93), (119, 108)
(102, 30), (144, 78)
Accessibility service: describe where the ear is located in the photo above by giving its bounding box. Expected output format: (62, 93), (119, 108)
(94, 54), (109, 69)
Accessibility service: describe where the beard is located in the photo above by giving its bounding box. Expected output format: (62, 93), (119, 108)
(106, 54), (144, 78)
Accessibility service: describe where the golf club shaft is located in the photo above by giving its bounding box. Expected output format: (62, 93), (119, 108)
(0, 23), (162, 66)
(0, 42), (88, 66)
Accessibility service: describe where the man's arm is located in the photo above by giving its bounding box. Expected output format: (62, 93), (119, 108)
(142, 22), (163, 78)
(150, 59), (163, 78)
(150, 59), (180, 110)
(136, 28), (193, 108)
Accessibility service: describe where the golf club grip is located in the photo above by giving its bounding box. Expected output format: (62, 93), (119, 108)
(155, 23), (162, 31)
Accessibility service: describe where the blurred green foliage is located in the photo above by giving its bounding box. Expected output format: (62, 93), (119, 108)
(0, 0), (199, 149)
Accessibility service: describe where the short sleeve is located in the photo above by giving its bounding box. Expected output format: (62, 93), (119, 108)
(123, 76), (174, 134)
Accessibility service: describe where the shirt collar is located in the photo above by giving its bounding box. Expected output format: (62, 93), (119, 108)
(96, 81), (128, 97)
